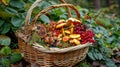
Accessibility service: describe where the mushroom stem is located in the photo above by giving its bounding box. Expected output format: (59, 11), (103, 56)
(70, 23), (74, 34)
(62, 28), (65, 36)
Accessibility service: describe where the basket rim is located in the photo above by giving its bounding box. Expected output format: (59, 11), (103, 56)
(32, 42), (91, 53)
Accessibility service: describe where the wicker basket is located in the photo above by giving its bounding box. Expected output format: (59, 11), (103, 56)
(17, 0), (91, 67)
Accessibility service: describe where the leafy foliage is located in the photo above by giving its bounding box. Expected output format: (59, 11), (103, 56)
(76, 60), (90, 67)
(84, 10), (120, 67)
(0, 0), (120, 67)
(10, 52), (22, 63)
(0, 35), (11, 46)
(1, 57), (10, 67)
(29, 32), (45, 45)
(0, 35), (22, 66)
(0, 46), (11, 56)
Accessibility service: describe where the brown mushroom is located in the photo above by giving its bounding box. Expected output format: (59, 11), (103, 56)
(56, 23), (66, 29)
(69, 34), (80, 39)
(37, 24), (47, 38)
(69, 39), (74, 43)
(67, 18), (82, 25)
(57, 19), (66, 24)
(69, 39), (80, 45)
(73, 39), (80, 45)
(64, 30), (71, 34)
(56, 20), (67, 36)
(66, 18), (82, 34)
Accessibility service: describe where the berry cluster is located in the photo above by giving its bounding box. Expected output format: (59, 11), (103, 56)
(74, 24), (95, 44)
(81, 30), (96, 44)
(74, 24), (87, 34)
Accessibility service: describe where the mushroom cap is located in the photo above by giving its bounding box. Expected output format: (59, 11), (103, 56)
(73, 39), (80, 45)
(69, 34), (80, 38)
(56, 23), (66, 28)
(67, 18), (82, 25)
(64, 30), (71, 34)
(56, 19), (66, 28)
(69, 39), (80, 45)
(62, 36), (69, 42)
(69, 39), (74, 43)
(57, 19), (66, 24)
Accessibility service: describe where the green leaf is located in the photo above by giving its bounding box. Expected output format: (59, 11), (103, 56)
(0, 19), (4, 27)
(53, 9), (63, 16)
(1, 57), (10, 67)
(98, 53), (103, 60)
(106, 61), (116, 67)
(10, 0), (25, 9)
(11, 26), (19, 32)
(40, 15), (50, 23)
(0, 5), (4, 11)
(0, 46), (11, 55)
(2, 0), (10, 5)
(88, 52), (95, 60)
(29, 32), (41, 45)
(48, 1), (57, 5)
(0, 35), (11, 46)
(107, 36), (115, 43)
(5, 7), (17, 14)
(100, 19), (111, 27)
(60, 14), (67, 19)
(93, 52), (99, 60)
(10, 52), (22, 63)
(1, 23), (11, 34)
(37, 1), (45, 7)
(78, 61), (90, 67)
(94, 53), (103, 60)
(41, 1), (51, 9)
(0, 11), (14, 19)
(11, 16), (23, 27)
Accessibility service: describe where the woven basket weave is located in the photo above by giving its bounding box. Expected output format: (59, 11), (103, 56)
(17, 0), (91, 67)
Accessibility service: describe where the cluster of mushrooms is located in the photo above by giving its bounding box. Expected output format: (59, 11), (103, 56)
(56, 18), (82, 45)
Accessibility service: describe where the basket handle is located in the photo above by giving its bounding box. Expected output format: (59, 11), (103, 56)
(60, 0), (71, 18)
(25, 0), (71, 26)
(32, 4), (80, 26)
